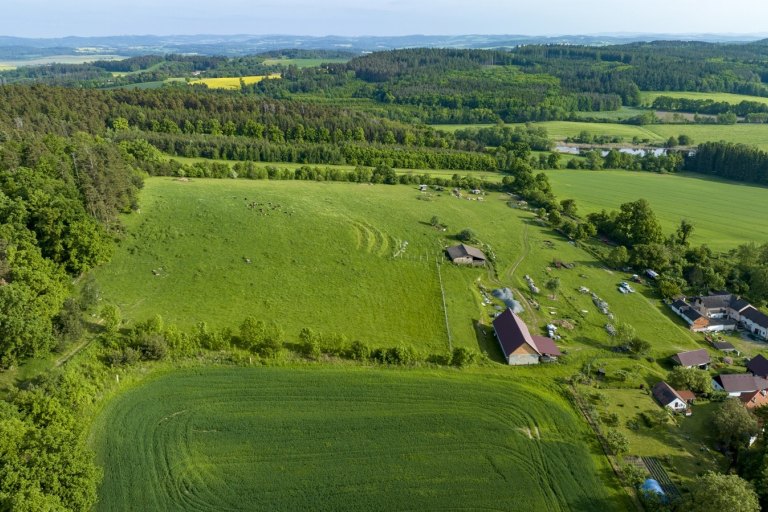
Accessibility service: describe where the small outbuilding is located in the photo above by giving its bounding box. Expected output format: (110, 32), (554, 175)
(712, 341), (739, 354)
(671, 349), (711, 370)
(446, 244), (487, 266)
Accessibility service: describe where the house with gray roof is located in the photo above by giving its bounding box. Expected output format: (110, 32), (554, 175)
(741, 306), (768, 340)
(671, 349), (710, 369)
(446, 244), (486, 266)
(713, 374), (768, 397)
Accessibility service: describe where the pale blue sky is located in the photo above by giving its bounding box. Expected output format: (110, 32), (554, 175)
(3, 0), (767, 38)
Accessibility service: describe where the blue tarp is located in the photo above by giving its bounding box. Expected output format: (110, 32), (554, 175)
(492, 288), (524, 313)
(641, 479), (665, 496)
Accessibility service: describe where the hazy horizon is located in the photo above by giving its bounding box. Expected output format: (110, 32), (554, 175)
(3, 0), (768, 39)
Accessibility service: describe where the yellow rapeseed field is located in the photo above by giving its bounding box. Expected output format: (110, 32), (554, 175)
(189, 73), (280, 90)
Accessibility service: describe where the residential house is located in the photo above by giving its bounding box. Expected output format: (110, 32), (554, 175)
(669, 293), (767, 334)
(669, 299), (711, 332)
(492, 308), (561, 365)
(651, 381), (687, 412)
(741, 389), (768, 410)
(446, 244), (487, 266)
(740, 306), (768, 340)
(747, 354), (768, 379)
(671, 349), (711, 369)
(712, 374), (768, 397)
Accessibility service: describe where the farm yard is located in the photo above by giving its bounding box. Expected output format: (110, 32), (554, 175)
(90, 366), (629, 512)
(543, 169), (768, 250)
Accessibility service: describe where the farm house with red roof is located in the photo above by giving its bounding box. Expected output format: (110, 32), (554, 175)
(492, 308), (561, 365)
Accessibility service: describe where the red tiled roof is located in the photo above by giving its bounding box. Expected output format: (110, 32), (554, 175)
(531, 335), (561, 357)
(652, 381), (684, 407)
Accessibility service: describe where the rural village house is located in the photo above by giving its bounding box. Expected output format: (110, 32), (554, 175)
(669, 292), (768, 338)
(712, 374), (768, 397)
(671, 349), (711, 369)
(492, 308), (561, 365)
(446, 244), (487, 266)
(741, 389), (768, 410)
(651, 381), (688, 413)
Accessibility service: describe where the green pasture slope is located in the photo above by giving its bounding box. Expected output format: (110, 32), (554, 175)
(91, 366), (626, 512)
(97, 177), (704, 358)
(96, 178), (512, 351)
(544, 170), (768, 250)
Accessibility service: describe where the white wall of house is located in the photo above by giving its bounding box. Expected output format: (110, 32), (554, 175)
(665, 399), (687, 411)
(743, 318), (768, 339)
(671, 306), (693, 325)
(703, 323), (736, 333)
(507, 354), (540, 365)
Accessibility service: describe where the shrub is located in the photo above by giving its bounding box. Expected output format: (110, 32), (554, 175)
(450, 347), (477, 367)
(457, 228), (475, 242)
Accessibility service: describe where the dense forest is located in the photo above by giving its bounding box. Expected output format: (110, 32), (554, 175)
(7, 41), (768, 123)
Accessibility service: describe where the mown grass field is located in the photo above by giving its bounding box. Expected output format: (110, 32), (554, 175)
(91, 366), (628, 512)
(543, 169), (768, 250)
(641, 90), (768, 106)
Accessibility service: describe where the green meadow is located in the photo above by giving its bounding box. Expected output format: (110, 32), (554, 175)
(544, 169), (768, 250)
(641, 90), (768, 106)
(96, 177), (704, 361)
(90, 177), (727, 500)
(91, 366), (628, 512)
(434, 121), (768, 151)
(96, 178), (520, 352)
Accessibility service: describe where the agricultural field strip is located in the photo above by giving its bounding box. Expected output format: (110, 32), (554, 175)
(91, 367), (625, 512)
(433, 121), (768, 151)
(640, 91), (768, 106)
(544, 170), (768, 250)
